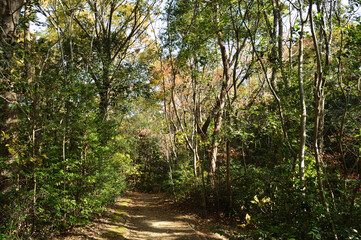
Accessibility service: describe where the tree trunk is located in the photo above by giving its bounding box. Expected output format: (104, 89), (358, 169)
(0, 0), (24, 153)
(209, 3), (232, 190)
(24, 4), (40, 233)
(0, 0), (24, 41)
(309, 1), (337, 238)
(226, 140), (232, 215)
(0, 0), (24, 193)
(297, 1), (306, 189)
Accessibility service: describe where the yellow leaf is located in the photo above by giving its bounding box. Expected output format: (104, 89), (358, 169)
(245, 213), (251, 223)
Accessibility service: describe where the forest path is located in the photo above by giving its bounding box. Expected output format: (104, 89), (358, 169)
(58, 191), (226, 240)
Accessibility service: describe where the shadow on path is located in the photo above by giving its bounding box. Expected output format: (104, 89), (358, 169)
(122, 192), (224, 240)
(56, 192), (225, 240)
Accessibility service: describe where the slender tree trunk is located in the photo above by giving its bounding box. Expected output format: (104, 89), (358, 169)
(209, 3), (232, 191)
(310, 0), (328, 210)
(159, 42), (176, 197)
(164, 136), (176, 197)
(242, 143), (247, 173)
(192, 65), (199, 178)
(309, 2), (337, 238)
(297, 2), (306, 189)
(226, 140), (232, 215)
(25, 4), (40, 233)
(336, 29), (348, 175)
(193, 136), (198, 178)
(288, 2), (293, 82)
(274, 0), (286, 87)
(200, 150), (207, 217)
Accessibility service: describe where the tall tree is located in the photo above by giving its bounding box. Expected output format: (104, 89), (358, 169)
(0, 0), (24, 190)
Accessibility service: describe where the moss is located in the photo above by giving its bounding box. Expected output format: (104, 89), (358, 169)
(111, 198), (131, 223)
(111, 211), (128, 223)
(117, 198), (132, 207)
(102, 228), (127, 239)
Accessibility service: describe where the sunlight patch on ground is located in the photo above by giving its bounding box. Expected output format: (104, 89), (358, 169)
(151, 220), (188, 228)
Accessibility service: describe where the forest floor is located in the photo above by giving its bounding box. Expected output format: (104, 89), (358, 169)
(56, 192), (229, 240)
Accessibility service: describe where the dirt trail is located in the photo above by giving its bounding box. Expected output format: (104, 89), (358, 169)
(58, 192), (226, 240)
